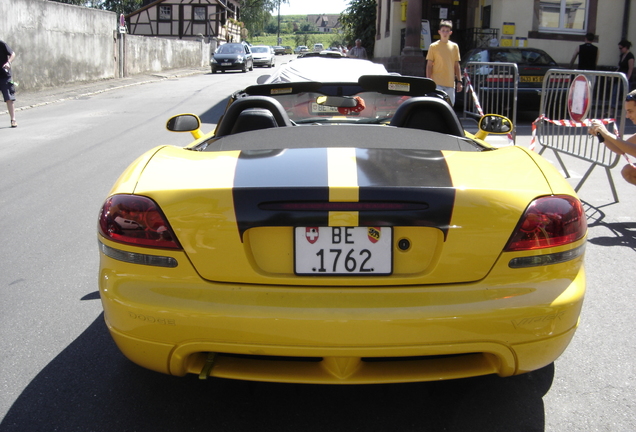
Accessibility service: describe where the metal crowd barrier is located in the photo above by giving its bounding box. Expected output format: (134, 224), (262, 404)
(536, 69), (628, 202)
(462, 61), (518, 142)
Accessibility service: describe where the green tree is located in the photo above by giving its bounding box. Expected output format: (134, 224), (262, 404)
(294, 33), (319, 48)
(240, 0), (274, 37)
(339, 0), (376, 57)
(99, 0), (142, 15)
(240, 0), (290, 40)
(299, 22), (317, 32)
(48, 0), (141, 15)
(48, 0), (86, 5)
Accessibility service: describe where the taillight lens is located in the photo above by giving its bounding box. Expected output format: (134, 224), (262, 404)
(98, 195), (181, 249)
(505, 195), (586, 251)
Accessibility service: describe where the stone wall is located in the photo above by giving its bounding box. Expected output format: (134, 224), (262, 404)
(1, 0), (210, 92)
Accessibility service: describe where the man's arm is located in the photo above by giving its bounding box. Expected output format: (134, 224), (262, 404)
(569, 47), (578, 68)
(454, 61), (463, 91)
(426, 60), (433, 79)
(590, 120), (636, 157)
(604, 134), (636, 157)
(3, 51), (15, 70)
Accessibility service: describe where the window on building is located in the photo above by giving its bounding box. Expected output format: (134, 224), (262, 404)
(538, 0), (588, 33)
(193, 6), (206, 22)
(159, 5), (172, 21)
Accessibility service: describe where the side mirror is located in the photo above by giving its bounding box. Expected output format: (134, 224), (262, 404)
(474, 114), (512, 140)
(166, 114), (202, 139)
(478, 114), (511, 134)
(256, 75), (270, 84)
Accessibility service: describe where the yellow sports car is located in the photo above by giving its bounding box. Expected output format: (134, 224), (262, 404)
(98, 57), (586, 384)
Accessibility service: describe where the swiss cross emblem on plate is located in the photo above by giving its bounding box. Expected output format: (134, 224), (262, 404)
(305, 227), (319, 244)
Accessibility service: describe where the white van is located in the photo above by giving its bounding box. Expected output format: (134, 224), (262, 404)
(313, 43), (324, 52)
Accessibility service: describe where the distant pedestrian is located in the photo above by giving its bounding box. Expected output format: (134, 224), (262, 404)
(426, 20), (462, 106)
(0, 39), (16, 127)
(347, 39), (367, 59)
(570, 33), (598, 70)
(617, 39), (635, 90)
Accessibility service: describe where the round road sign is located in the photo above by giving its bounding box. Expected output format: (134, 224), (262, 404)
(568, 74), (591, 122)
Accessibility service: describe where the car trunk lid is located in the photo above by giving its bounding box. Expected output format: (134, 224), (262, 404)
(133, 145), (551, 286)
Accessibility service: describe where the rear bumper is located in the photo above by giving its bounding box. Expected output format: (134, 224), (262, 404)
(99, 240), (585, 383)
(212, 62), (246, 71)
(107, 325), (578, 384)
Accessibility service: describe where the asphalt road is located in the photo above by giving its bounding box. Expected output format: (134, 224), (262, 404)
(1, 61), (635, 432)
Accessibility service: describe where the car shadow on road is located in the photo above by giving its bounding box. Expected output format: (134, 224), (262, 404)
(1, 304), (554, 432)
(198, 97), (231, 126)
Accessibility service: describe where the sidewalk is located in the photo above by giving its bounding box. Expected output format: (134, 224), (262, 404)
(2, 67), (209, 115)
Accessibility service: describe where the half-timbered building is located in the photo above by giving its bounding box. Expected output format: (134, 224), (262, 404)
(126, 0), (243, 43)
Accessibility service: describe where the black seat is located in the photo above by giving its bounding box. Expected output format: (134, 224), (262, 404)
(230, 108), (279, 134)
(215, 96), (293, 137)
(389, 97), (464, 137)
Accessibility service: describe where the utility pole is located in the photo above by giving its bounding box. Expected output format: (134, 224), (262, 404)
(277, 0), (281, 45)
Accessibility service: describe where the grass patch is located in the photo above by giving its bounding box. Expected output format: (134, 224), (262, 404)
(248, 34), (345, 49)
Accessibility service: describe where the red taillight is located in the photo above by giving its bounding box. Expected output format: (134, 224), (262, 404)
(505, 195), (586, 251)
(98, 195), (181, 249)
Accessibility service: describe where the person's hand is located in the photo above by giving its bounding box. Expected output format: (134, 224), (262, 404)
(588, 120), (607, 137)
(588, 120), (612, 143)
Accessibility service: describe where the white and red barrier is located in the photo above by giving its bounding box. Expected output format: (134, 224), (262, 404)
(529, 115), (634, 167)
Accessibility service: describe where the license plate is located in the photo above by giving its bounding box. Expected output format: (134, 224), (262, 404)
(310, 103), (340, 115)
(294, 227), (392, 275)
(221, 62), (232, 66)
(520, 76), (543, 82)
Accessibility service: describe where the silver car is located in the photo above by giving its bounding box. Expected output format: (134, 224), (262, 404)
(251, 45), (275, 68)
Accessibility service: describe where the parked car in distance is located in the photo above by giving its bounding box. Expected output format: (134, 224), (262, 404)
(295, 46), (309, 54)
(459, 47), (563, 112)
(211, 42), (253, 73)
(283, 46), (293, 55)
(313, 43), (324, 52)
(251, 45), (275, 68)
(273, 46), (285, 55)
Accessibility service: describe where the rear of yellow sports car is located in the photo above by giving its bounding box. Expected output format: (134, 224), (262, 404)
(98, 127), (586, 384)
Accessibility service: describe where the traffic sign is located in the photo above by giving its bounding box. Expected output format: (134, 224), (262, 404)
(567, 74), (591, 122)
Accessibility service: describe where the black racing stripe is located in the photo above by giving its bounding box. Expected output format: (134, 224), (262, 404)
(233, 148), (330, 239)
(355, 149), (455, 235)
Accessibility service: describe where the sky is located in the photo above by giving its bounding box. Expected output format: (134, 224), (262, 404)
(277, 0), (350, 15)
